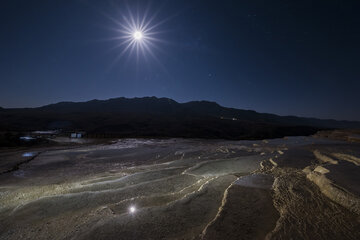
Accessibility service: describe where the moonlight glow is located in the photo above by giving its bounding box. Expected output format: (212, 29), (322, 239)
(103, 4), (169, 67)
(133, 31), (143, 40)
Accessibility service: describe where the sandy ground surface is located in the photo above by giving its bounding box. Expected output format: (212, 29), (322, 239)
(0, 135), (360, 239)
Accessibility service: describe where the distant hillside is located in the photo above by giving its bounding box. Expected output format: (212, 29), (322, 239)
(0, 97), (359, 140)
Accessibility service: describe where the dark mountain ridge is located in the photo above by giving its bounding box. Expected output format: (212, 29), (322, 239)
(1, 97), (359, 140)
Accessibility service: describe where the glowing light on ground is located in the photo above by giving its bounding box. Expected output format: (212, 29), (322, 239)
(22, 152), (35, 157)
(129, 206), (136, 213)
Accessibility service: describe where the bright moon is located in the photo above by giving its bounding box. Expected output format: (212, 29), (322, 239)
(105, 5), (168, 66)
(133, 31), (143, 40)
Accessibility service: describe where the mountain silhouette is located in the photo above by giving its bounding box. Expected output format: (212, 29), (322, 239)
(1, 97), (359, 139)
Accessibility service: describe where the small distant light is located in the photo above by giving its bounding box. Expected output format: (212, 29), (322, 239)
(129, 206), (136, 213)
(19, 136), (35, 141)
(22, 152), (35, 157)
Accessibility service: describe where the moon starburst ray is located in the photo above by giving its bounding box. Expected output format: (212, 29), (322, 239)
(100, 1), (174, 72)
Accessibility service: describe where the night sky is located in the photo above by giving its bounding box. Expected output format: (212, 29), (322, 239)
(1, 0), (360, 120)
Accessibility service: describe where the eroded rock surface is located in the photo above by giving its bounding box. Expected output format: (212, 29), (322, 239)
(0, 135), (359, 239)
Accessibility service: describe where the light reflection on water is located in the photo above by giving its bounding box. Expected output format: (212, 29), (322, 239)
(22, 152), (35, 157)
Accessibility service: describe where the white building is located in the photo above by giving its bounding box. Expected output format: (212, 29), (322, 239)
(70, 132), (83, 138)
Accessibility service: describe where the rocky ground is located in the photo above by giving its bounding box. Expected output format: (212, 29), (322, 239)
(0, 133), (359, 239)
